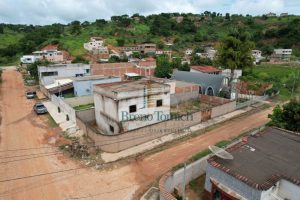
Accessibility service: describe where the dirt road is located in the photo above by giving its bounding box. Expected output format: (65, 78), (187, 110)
(0, 69), (272, 200)
(0, 69), (137, 200)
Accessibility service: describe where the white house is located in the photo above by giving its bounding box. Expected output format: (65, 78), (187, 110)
(252, 50), (263, 64)
(185, 48), (193, 56)
(273, 49), (293, 60)
(196, 48), (217, 60)
(84, 37), (105, 51)
(38, 63), (91, 86)
(93, 80), (170, 135)
(20, 55), (40, 64)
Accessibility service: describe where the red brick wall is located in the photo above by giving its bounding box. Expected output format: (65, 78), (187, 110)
(175, 85), (199, 94)
(91, 63), (138, 78)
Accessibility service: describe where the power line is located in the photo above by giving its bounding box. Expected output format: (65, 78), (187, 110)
(0, 166), (85, 183)
(0, 150), (60, 159)
(67, 184), (137, 199)
(0, 146), (54, 153)
(0, 152), (62, 165)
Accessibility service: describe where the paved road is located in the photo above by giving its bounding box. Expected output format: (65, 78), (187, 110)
(0, 69), (272, 200)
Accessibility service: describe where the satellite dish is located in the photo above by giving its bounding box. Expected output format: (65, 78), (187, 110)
(209, 145), (234, 160)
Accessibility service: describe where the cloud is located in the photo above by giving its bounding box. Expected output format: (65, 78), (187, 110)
(0, 0), (298, 25)
(230, 0), (285, 15)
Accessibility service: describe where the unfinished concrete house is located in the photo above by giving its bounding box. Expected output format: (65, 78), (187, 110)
(93, 80), (171, 135)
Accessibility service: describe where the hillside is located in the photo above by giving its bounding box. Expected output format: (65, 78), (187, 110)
(0, 13), (300, 65)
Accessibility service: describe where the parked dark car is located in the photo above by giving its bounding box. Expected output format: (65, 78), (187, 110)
(33, 103), (48, 114)
(26, 91), (36, 99)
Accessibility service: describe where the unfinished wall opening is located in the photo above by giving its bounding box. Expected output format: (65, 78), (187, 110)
(129, 105), (137, 113)
(109, 125), (114, 133)
(156, 99), (163, 107)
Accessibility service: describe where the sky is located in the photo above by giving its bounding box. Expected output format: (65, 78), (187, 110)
(0, 0), (299, 25)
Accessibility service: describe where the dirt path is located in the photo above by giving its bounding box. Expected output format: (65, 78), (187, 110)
(0, 69), (137, 200)
(0, 69), (272, 200)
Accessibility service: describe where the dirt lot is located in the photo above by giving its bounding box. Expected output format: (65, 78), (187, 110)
(0, 69), (272, 200)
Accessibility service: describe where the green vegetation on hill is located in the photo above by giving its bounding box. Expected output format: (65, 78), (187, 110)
(242, 64), (300, 100)
(0, 13), (300, 65)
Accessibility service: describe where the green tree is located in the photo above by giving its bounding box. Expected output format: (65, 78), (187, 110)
(69, 21), (81, 35)
(178, 62), (190, 71)
(71, 56), (89, 64)
(268, 100), (300, 132)
(28, 61), (51, 80)
(155, 55), (172, 78)
(108, 55), (121, 63)
(261, 45), (274, 57)
(0, 26), (3, 34)
(171, 57), (182, 69)
(225, 13), (231, 20)
(132, 52), (141, 59)
(191, 55), (213, 66)
(215, 28), (255, 98)
(116, 38), (125, 46)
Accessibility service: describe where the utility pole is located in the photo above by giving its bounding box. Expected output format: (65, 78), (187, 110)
(291, 68), (299, 98)
(182, 163), (186, 200)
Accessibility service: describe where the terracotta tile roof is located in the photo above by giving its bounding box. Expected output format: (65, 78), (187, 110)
(144, 57), (156, 62)
(41, 44), (59, 51)
(208, 127), (300, 191)
(191, 65), (221, 73)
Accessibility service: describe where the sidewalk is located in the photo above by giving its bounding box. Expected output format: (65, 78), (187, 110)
(101, 107), (252, 163)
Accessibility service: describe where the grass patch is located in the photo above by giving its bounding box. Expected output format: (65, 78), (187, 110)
(244, 63), (300, 101)
(62, 93), (75, 98)
(215, 140), (231, 148)
(73, 103), (94, 111)
(191, 149), (211, 161)
(47, 114), (58, 127)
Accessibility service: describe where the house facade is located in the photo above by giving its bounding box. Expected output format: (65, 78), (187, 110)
(93, 80), (170, 135)
(118, 43), (156, 54)
(185, 48), (193, 56)
(252, 50), (263, 64)
(72, 75), (121, 96)
(83, 37), (108, 54)
(38, 63), (90, 86)
(196, 48), (217, 60)
(272, 49), (293, 60)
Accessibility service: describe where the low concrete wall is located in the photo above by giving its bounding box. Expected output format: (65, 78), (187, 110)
(211, 101), (236, 118)
(76, 108), (95, 122)
(77, 111), (202, 153)
(170, 91), (199, 105)
(76, 95), (236, 153)
(51, 95), (76, 123)
(159, 156), (209, 200)
(64, 95), (94, 107)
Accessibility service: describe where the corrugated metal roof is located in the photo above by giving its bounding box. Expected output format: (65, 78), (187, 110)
(171, 70), (225, 95)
